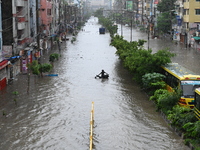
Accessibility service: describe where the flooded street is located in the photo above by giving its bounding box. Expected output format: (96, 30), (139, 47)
(0, 17), (191, 150)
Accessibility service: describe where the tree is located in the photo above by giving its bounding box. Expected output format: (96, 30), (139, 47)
(156, 0), (176, 34)
(49, 53), (60, 66)
(93, 8), (104, 18)
(157, 0), (176, 13)
(157, 12), (171, 33)
(39, 63), (52, 76)
(28, 60), (52, 77)
(110, 35), (175, 83)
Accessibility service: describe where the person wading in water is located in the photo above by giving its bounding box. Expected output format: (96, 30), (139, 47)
(95, 70), (109, 78)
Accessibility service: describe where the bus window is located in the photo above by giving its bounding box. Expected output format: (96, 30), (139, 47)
(181, 81), (200, 97)
(171, 76), (179, 88)
(182, 84), (195, 97)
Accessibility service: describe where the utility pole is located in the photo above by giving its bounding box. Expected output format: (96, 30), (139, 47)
(141, 0), (144, 25)
(36, 0), (40, 56)
(130, 15), (132, 42)
(64, 4), (67, 41)
(145, 15), (153, 50)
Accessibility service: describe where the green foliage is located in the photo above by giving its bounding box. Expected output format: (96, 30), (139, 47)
(28, 60), (52, 76)
(111, 35), (175, 82)
(71, 37), (76, 43)
(183, 121), (200, 140)
(49, 53), (60, 62)
(167, 105), (196, 129)
(156, 0), (176, 34)
(150, 89), (168, 101)
(93, 8), (104, 18)
(152, 49), (176, 67)
(142, 72), (166, 95)
(157, 0), (176, 13)
(150, 89), (180, 113)
(12, 91), (19, 95)
(157, 12), (171, 33)
(98, 16), (118, 37)
(27, 60), (40, 75)
(157, 91), (180, 113)
(39, 63), (52, 74)
(183, 121), (200, 148)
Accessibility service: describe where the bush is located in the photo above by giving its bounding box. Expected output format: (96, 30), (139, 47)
(142, 72), (166, 95)
(28, 60), (52, 76)
(150, 88), (180, 113)
(28, 60), (40, 75)
(167, 105), (196, 129)
(183, 121), (200, 139)
(49, 53), (60, 62)
(110, 34), (175, 83)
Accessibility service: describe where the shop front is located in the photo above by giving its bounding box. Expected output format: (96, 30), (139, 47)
(0, 60), (8, 90)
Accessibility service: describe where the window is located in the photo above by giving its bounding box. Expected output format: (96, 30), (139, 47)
(196, 9), (200, 15)
(47, 9), (51, 15)
(195, 93), (200, 109)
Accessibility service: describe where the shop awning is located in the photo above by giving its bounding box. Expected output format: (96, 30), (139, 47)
(6, 56), (21, 61)
(193, 36), (200, 40)
(0, 60), (8, 70)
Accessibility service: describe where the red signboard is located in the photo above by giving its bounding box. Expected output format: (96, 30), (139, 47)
(154, 0), (159, 4)
(0, 77), (7, 90)
(0, 60), (8, 70)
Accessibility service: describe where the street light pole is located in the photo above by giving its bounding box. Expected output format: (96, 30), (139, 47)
(121, 12), (123, 36)
(130, 16), (132, 42)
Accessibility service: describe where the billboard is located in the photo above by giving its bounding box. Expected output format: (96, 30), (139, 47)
(2, 45), (12, 59)
(126, 1), (133, 11)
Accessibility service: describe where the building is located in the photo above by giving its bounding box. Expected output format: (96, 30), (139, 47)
(0, 0), (9, 90)
(183, 0), (200, 49)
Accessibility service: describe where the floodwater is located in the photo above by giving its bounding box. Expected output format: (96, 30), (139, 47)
(0, 17), (191, 150)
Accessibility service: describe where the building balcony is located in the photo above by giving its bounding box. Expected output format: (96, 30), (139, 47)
(18, 36), (28, 45)
(15, 0), (25, 7)
(183, 15), (189, 22)
(18, 22), (25, 30)
(183, 2), (189, 9)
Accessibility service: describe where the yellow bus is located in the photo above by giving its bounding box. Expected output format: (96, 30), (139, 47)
(161, 63), (200, 109)
(194, 88), (200, 120)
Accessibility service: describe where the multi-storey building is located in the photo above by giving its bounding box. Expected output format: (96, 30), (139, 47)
(40, 0), (52, 37)
(183, 0), (200, 49)
(0, 0), (8, 90)
(29, 0), (37, 45)
(0, 0), (81, 90)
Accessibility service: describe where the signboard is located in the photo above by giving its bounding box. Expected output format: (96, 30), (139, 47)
(126, 1), (133, 11)
(154, 0), (159, 4)
(177, 19), (182, 26)
(2, 45), (12, 59)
